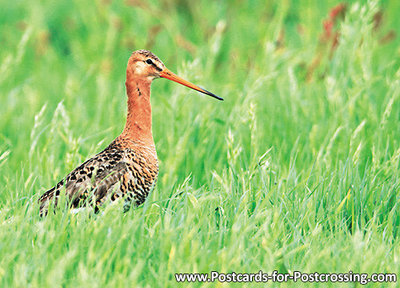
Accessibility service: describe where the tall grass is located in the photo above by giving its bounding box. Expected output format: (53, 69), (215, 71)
(0, 0), (400, 287)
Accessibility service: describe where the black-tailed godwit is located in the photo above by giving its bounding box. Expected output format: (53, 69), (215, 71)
(39, 49), (222, 216)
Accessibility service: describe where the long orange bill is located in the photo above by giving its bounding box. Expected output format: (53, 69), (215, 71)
(160, 68), (223, 101)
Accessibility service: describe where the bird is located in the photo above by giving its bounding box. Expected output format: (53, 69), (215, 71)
(38, 49), (222, 216)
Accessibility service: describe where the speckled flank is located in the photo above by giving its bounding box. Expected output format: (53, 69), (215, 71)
(39, 137), (158, 216)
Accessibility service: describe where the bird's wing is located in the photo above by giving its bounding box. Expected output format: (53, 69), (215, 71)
(39, 146), (130, 215)
(65, 159), (130, 206)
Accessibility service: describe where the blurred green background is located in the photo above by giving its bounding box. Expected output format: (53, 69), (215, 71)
(0, 0), (400, 287)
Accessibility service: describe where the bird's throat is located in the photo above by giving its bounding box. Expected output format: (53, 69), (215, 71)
(121, 78), (154, 146)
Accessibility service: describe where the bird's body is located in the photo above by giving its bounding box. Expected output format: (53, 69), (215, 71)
(39, 49), (222, 216)
(39, 137), (158, 215)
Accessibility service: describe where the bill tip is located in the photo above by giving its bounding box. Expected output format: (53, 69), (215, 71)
(201, 87), (224, 101)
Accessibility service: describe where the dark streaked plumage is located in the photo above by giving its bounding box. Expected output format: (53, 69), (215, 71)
(39, 138), (158, 215)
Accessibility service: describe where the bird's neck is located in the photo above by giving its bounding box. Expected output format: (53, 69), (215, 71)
(120, 76), (154, 147)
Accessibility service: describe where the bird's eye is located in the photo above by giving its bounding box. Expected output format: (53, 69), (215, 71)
(146, 59), (153, 65)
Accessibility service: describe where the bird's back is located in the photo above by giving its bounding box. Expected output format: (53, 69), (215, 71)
(39, 137), (159, 216)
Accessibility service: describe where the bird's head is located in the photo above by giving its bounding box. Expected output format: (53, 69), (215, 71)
(127, 49), (223, 101)
(128, 50), (166, 79)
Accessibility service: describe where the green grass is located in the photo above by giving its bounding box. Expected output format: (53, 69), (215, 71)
(1, 0), (400, 287)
